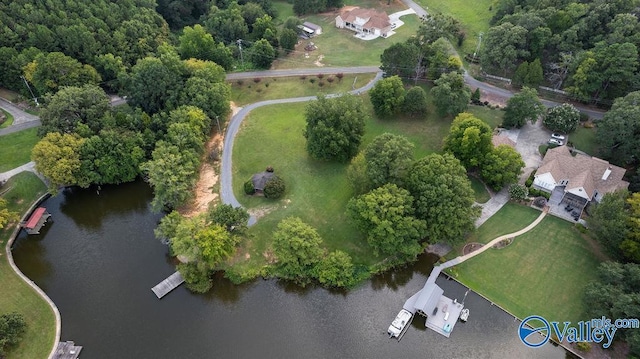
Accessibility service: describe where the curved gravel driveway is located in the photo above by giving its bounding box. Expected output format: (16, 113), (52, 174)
(220, 71), (383, 225)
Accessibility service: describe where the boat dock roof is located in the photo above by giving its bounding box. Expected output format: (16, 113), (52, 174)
(425, 295), (464, 338)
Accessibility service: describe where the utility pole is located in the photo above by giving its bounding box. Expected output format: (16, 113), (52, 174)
(237, 39), (244, 69)
(21, 76), (39, 107)
(472, 32), (483, 62)
(215, 115), (221, 134)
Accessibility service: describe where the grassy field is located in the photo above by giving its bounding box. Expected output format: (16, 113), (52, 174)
(1, 109), (14, 129)
(468, 175), (490, 203)
(0, 128), (39, 172)
(416, 0), (494, 56)
(452, 204), (603, 324)
(0, 172), (55, 359)
(570, 125), (599, 156)
(272, 1), (421, 68)
(229, 73), (377, 105)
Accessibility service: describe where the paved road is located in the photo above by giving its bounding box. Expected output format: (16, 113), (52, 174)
(220, 71), (384, 224)
(0, 120), (41, 136)
(400, 0), (427, 17)
(0, 161), (37, 183)
(0, 98), (39, 125)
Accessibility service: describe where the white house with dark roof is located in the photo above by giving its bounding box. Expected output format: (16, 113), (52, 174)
(533, 146), (628, 210)
(335, 8), (391, 37)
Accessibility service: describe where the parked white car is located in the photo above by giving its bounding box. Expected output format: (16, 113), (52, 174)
(551, 133), (565, 140)
(548, 138), (564, 146)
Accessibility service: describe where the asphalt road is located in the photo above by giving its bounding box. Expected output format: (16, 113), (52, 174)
(225, 66), (381, 80)
(219, 71), (384, 225)
(0, 98), (39, 125)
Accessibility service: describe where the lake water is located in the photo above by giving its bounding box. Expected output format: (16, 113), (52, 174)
(12, 181), (568, 358)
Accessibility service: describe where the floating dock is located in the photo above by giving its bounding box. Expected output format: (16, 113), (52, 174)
(54, 340), (82, 359)
(151, 271), (184, 299)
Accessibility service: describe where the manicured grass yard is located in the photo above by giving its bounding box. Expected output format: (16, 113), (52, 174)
(416, 0), (494, 56)
(1, 109), (14, 129)
(229, 73), (377, 106)
(468, 175), (490, 203)
(452, 204), (602, 324)
(0, 128), (39, 172)
(0, 172), (55, 359)
(272, 1), (421, 68)
(570, 125), (599, 156)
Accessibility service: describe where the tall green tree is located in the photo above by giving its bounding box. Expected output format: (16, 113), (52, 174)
(32, 132), (86, 192)
(364, 133), (414, 188)
(248, 39), (276, 69)
(502, 87), (544, 128)
(205, 4), (249, 44)
(207, 204), (250, 234)
(178, 24), (218, 62)
(481, 145), (525, 191)
(369, 76), (406, 118)
(380, 41), (421, 79)
(598, 91), (640, 165)
(403, 86), (428, 118)
(304, 94), (367, 162)
(443, 112), (493, 169)
(588, 190), (629, 260)
(347, 184), (426, 258)
(272, 217), (324, 284)
(38, 85), (110, 136)
(0, 198), (18, 230)
(280, 28), (298, 51)
(315, 250), (356, 288)
(124, 56), (184, 115)
(480, 22), (529, 75)
(0, 312), (26, 357)
(179, 77), (231, 123)
(430, 72), (471, 117)
(24, 52), (101, 96)
(524, 58), (543, 88)
(79, 129), (145, 186)
(406, 153), (479, 245)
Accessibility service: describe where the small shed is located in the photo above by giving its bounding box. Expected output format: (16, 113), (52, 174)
(299, 22), (322, 37)
(23, 207), (51, 235)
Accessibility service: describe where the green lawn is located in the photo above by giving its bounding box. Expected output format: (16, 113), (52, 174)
(452, 204), (602, 324)
(1, 109), (14, 129)
(0, 172), (55, 359)
(273, 1), (294, 26)
(416, 0), (494, 56)
(570, 125), (599, 156)
(468, 175), (490, 203)
(229, 73), (377, 105)
(0, 128), (39, 172)
(272, 3), (421, 68)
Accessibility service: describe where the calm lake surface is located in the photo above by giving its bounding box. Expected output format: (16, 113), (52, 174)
(12, 181), (568, 358)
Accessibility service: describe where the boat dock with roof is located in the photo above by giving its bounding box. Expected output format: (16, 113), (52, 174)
(22, 207), (51, 234)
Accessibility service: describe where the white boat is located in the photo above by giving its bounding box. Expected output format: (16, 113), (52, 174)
(388, 309), (413, 338)
(459, 308), (469, 322)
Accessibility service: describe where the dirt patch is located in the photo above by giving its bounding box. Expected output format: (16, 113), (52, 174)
(314, 54), (325, 67)
(230, 101), (241, 116)
(248, 205), (276, 221)
(181, 134), (222, 217)
(462, 242), (484, 255)
(263, 250), (276, 264)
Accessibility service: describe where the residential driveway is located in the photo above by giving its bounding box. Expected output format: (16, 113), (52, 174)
(512, 120), (554, 181)
(0, 98), (39, 125)
(389, 8), (416, 22)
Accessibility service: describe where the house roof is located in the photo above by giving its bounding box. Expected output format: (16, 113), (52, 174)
(491, 134), (516, 148)
(303, 21), (321, 31)
(338, 8), (391, 30)
(536, 146), (628, 199)
(251, 171), (275, 191)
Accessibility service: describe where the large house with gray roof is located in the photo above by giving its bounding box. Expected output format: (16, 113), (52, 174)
(533, 146), (628, 210)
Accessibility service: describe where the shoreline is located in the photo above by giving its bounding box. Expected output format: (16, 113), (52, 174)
(4, 193), (60, 359)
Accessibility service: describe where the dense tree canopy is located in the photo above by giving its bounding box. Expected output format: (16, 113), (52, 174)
(38, 85), (110, 136)
(304, 94), (368, 162)
(24, 52), (101, 97)
(481, 145), (525, 191)
(503, 87), (545, 128)
(0, 198), (18, 230)
(430, 72), (471, 117)
(403, 86), (429, 118)
(248, 38), (276, 69)
(380, 42), (421, 79)
(406, 153), (480, 245)
(347, 184), (426, 258)
(480, 22), (529, 75)
(369, 76), (406, 118)
(32, 132), (86, 192)
(364, 133), (414, 188)
(272, 217), (324, 284)
(588, 191), (630, 260)
(584, 262), (640, 356)
(0, 312), (26, 357)
(598, 91), (640, 166)
(443, 113), (493, 169)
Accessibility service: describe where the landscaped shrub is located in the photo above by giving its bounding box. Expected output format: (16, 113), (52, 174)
(317, 73), (324, 79)
(244, 179), (255, 195)
(253, 77), (261, 83)
(326, 76), (335, 83)
(177, 262), (212, 293)
(318, 81), (325, 87)
(509, 184), (528, 201)
(336, 73), (344, 81)
(525, 170), (536, 187)
(309, 78), (316, 84)
(264, 175), (285, 199)
(528, 188), (550, 199)
(471, 88), (481, 104)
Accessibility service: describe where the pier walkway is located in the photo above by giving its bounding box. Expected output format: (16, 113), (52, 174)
(152, 271), (184, 299)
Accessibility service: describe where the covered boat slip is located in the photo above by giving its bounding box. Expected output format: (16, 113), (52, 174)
(22, 207), (51, 234)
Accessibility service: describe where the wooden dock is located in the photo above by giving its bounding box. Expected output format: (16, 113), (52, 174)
(151, 271), (185, 299)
